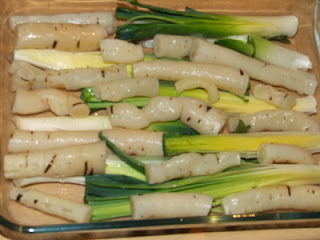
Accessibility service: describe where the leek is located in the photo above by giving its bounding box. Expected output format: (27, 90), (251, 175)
(214, 37), (254, 57)
(163, 132), (320, 158)
(248, 35), (312, 71)
(116, 0), (298, 41)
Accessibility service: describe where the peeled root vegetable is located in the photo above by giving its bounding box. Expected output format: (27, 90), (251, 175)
(10, 187), (92, 223)
(131, 192), (213, 220)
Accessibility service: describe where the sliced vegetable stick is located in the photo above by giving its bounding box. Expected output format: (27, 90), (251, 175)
(132, 60), (249, 96)
(257, 143), (316, 165)
(10, 187), (92, 223)
(4, 141), (106, 179)
(253, 84), (296, 109)
(153, 34), (194, 58)
(9, 60), (128, 91)
(131, 192), (213, 220)
(100, 39), (144, 64)
(8, 129), (164, 156)
(13, 116), (112, 131)
(227, 110), (320, 133)
(9, 12), (114, 34)
(12, 88), (90, 117)
(15, 23), (108, 52)
(221, 185), (320, 215)
(175, 78), (220, 104)
(93, 77), (159, 101)
(146, 152), (240, 184)
(190, 39), (317, 96)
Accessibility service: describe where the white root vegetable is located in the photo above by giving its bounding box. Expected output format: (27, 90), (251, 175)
(153, 34), (194, 58)
(13, 116), (112, 131)
(9, 12), (114, 34)
(12, 88), (90, 117)
(227, 110), (320, 133)
(132, 60), (249, 96)
(258, 143), (316, 165)
(143, 96), (183, 122)
(93, 77), (159, 101)
(10, 187), (92, 223)
(8, 129), (164, 156)
(100, 39), (144, 64)
(106, 96), (227, 134)
(221, 185), (320, 215)
(4, 141), (107, 179)
(106, 103), (151, 129)
(180, 97), (227, 134)
(9, 60), (127, 91)
(13, 177), (85, 187)
(190, 39), (317, 96)
(131, 192), (213, 220)
(175, 78), (219, 103)
(253, 84), (296, 109)
(15, 23), (108, 52)
(146, 152), (240, 184)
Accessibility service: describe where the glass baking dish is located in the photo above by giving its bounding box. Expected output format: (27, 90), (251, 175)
(1, 0), (320, 239)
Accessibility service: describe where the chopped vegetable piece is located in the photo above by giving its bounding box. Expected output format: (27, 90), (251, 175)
(222, 185), (320, 215)
(146, 152), (240, 184)
(15, 23), (107, 52)
(10, 187), (92, 223)
(253, 84), (297, 110)
(12, 88), (90, 117)
(257, 143), (316, 165)
(9, 12), (114, 34)
(4, 141), (107, 179)
(13, 116), (112, 131)
(131, 192), (213, 219)
(228, 110), (320, 133)
(100, 39), (144, 63)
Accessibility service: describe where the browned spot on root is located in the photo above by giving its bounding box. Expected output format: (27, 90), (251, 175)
(286, 185), (291, 196)
(44, 154), (57, 173)
(84, 161), (88, 175)
(16, 194), (22, 202)
(52, 40), (58, 49)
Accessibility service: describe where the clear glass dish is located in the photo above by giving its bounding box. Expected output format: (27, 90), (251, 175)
(1, 0), (320, 239)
